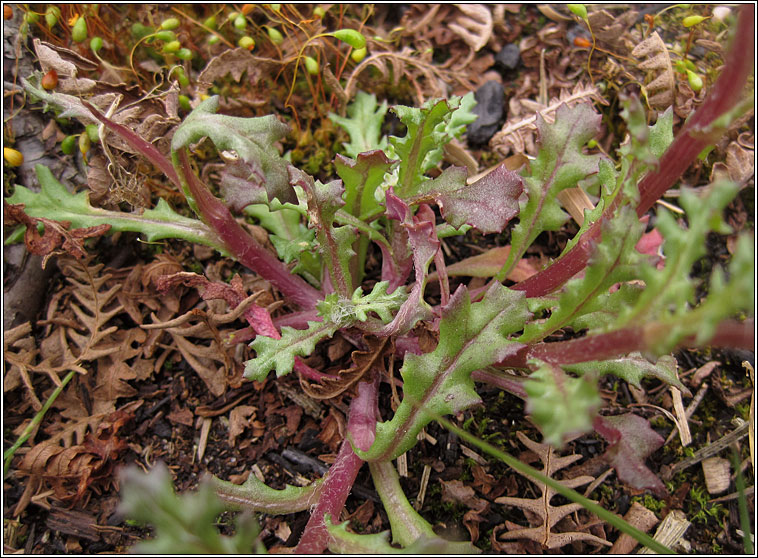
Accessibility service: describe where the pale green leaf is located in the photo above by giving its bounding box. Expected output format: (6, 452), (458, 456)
(357, 282), (528, 461)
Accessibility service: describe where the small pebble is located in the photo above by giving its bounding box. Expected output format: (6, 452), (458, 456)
(467, 80), (506, 146)
(495, 43), (521, 71)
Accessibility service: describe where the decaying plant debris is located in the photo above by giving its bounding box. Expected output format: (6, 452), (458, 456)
(3, 4), (754, 554)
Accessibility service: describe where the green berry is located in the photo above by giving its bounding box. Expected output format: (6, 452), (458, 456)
(85, 124), (99, 143)
(313, 6), (325, 18)
(203, 15), (217, 30)
(567, 4), (588, 21)
(154, 30), (176, 42)
(686, 69), (703, 91)
(238, 36), (255, 50)
(234, 15), (247, 30)
(61, 135), (77, 155)
(163, 40), (181, 53)
(90, 36), (103, 53)
(682, 15), (707, 27)
(45, 6), (60, 28)
(175, 48), (193, 60)
(350, 46), (367, 63)
(160, 17), (180, 30)
(267, 27), (283, 45)
(331, 29), (365, 49)
(24, 11), (39, 24)
(174, 67), (190, 88)
(208, 35), (220, 45)
(304, 56), (319, 75)
(178, 95), (192, 111)
(78, 132), (91, 155)
(72, 16), (88, 43)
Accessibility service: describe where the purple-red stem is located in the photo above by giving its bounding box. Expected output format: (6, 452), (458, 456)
(175, 150), (322, 309)
(82, 101), (323, 310)
(295, 377), (379, 553)
(497, 319), (754, 369)
(511, 5), (754, 299)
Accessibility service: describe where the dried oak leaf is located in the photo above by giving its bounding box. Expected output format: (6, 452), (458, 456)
(494, 431), (610, 549)
(710, 138), (755, 186)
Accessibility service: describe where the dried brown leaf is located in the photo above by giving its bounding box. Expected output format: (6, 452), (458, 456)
(228, 405), (256, 444)
(494, 432), (610, 549)
(490, 83), (605, 157)
(196, 48), (276, 95)
(300, 336), (390, 400)
(449, 4), (493, 52)
(632, 32), (676, 111)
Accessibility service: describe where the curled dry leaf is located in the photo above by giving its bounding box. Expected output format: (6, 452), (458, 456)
(299, 336), (390, 400)
(440, 478), (490, 542)
(4, 202), (111, 267)
(710, 139), (755, 186)
(586, 9), (639, 53)
(16, 403), (137, 505)
(448, 4), (493, 52)
(196, 48), (276, 96)
(632, 32), (676, 111)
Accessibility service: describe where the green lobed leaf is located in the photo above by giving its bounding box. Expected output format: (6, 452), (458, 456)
(389, 93), (477, 198)
(543, 100), (673, 261)
(335, 150), (395, 282)
(498, 103), (606, 279)
(6, 165), (226, 253)
(316, 281), (407, 326)
(289, 168), (355, 295)
(520, 205), (647, 342)
(329, 92), (389, 158)
(172, 96), (292, 204)
(524, 360), (602, 447)
(357, 282), (528, 461)
(618, 182), (743, 344)
(336, 150), (394, 220)
(210, 472), (320, 515)
(644, 230), (754, 353)
(326, 518), (480, 554)
(565, 353), (684, 391)
(119, 464), (265, 554)
(245, 321), (339, 380)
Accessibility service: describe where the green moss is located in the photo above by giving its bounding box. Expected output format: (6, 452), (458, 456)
(632, 493), (666, 514)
